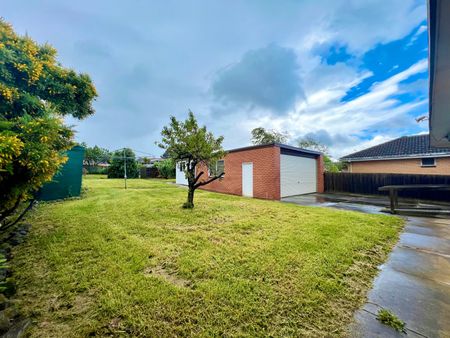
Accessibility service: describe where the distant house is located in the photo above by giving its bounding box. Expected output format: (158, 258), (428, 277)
(341, 134), (450, 175)
(138, 157), (164, 167)
(176, 143), (324, 200)
(138, 157), (164, 178)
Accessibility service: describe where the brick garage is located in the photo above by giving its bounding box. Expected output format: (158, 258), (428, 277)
(177, 143), (324, 200)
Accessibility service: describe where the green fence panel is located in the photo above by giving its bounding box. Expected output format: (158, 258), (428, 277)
(38, 146), (85, 201)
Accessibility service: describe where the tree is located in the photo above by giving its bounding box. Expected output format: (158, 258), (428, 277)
(323, 156), (340, 173)
(0, 21), (96, 120)
(161, 150), (170, 159)
(158, 111), (225, 209)
(297, 137), (329, 154)
(107, 148), (140, 179)
(141, 157), (151, 164)
(297, 137), (341, 172)
(251, 127), (288, 145)
(0, 20), (97, 227)
(81, 143), (111, 172)
(154, 159), (175, 179)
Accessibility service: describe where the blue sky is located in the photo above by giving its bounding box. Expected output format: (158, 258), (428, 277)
(2, 0), (429, 158)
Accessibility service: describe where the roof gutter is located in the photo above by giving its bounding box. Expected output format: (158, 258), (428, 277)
(227, 142), (322, 156)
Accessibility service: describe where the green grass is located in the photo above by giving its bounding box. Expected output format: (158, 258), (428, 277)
(11, 176), (403, 337)
(377, 309), (406, 332)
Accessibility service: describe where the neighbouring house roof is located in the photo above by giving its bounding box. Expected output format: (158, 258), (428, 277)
(341, 134), (450, 162)
(227, 143), (322, 157)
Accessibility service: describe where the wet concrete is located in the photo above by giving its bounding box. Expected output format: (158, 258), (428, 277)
(282, 194), (450, 337)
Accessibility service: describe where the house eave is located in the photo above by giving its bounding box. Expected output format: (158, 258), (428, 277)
(428, 0), (450, 147)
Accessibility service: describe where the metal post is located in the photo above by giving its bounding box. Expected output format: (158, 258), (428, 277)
(123, 148), (127, 189)
(389, 189), (395, 214)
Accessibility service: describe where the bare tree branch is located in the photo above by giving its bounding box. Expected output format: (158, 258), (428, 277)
(194, 172), (224, 189)
(0, 196), (22, 225)
(193, 171), (204, 184)
(0, 199), (36, 234)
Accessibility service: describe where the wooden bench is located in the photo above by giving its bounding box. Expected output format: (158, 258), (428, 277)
(378, 184), (450, 213)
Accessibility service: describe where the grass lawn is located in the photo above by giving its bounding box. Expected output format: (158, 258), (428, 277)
(11, 176), (403, 337)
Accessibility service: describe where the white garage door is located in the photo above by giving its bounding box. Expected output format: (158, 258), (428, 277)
(175, 162), (188, 185)
(280, 154), (317, 197)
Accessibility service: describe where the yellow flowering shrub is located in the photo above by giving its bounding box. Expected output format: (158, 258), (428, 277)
(0, 134), (23, 172)
(0, 18), (97, 120)
(0, 19), (96, 223)
(0, 114), (73, 211)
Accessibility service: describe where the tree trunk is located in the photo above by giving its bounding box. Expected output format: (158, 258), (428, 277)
(184, 186), (195, 209)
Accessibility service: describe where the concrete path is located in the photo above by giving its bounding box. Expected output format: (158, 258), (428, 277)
(282, 194), (450, 338)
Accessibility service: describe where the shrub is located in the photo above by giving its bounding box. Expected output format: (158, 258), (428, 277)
(0, 19), (97, 226)
(154, 159), (175, 179)
(84, 166), (108, 175)
(107, 148), (139, 179)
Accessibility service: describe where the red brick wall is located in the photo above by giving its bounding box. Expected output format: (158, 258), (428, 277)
(317, 154), (324, 193)
(197, 145), (281, 200)
(349, 157), (450, 175)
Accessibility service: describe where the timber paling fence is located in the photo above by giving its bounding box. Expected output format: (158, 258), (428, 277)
(324, 172), (450, 202)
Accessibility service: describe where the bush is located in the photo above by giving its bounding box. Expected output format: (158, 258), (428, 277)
(154, 159), (175, 179)
(0, 19), (96, 225)
(107, 148), (139, 179)
(84, 166), (108, 175)
(140, 167), (159, 179)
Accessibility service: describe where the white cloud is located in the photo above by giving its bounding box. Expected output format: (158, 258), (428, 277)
(407, 24), (428, 46)
(244, 59), (429, 159)
(1, 0), (428, 155)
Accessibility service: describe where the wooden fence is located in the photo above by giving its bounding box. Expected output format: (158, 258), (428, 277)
(140, 167), (159, 178)
(324, 173), (450, 202)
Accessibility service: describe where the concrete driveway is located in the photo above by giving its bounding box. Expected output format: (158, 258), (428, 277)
(282, 194), (450, 337)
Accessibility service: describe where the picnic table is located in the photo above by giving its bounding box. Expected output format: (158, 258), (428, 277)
(378, 184), (450, 213)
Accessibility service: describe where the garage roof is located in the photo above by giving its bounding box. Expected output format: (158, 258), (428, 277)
(227, 143), (321, 157)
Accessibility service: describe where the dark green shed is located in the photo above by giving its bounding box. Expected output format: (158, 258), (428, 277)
(38, 146), (85, 201)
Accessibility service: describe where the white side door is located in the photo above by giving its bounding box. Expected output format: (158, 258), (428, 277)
(280, 155), (317, 197)
(242, 162), (253, 197)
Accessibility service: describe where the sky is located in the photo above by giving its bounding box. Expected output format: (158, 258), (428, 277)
(2, 0), (429, 159)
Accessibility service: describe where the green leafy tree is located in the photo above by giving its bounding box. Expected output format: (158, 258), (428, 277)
(141, 157), (151, 164)
(107, 148), (140, 179)
(158, 111), (225, 209)
(154, 159), (175, 179)
(0, 20), (97, 226)
(82, 143), (111, 166)
(297, 137), (341, 172)
(81, 143), (111, 173)
(251, 127), (288, 145)
(297, 137), (329, 154)
(161, 150), (170, 159)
